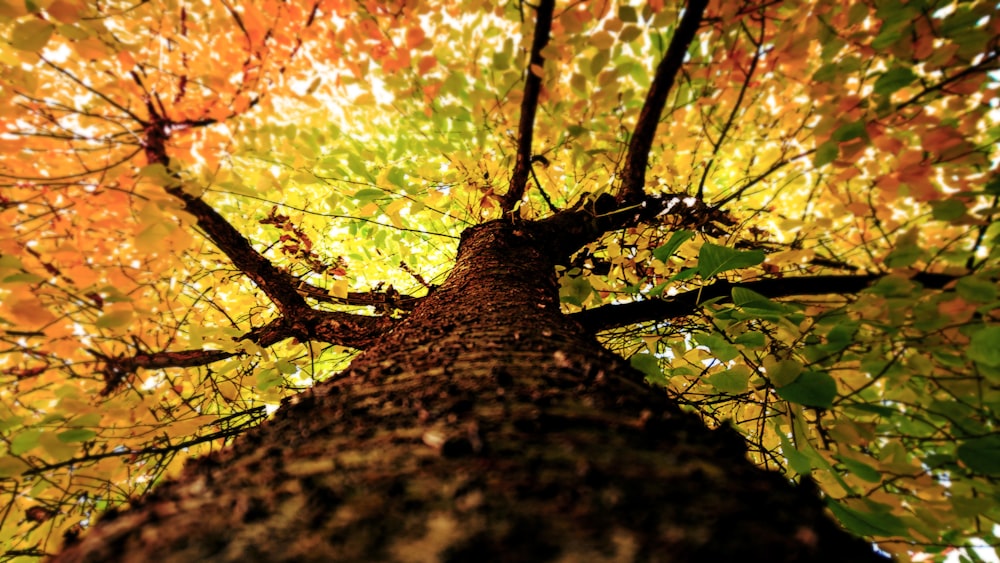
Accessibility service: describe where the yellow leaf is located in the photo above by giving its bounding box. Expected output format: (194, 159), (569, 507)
(135, 222), (173, 254)
(331, 279), (349, 299)
(0, 456), (29, 478)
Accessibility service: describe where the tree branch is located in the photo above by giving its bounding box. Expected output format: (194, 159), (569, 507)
(96, 311), (396, 394)
(571, 273), (959, 333)
(295, 281), (421, 311)
(501, 0), (556, 214)
(617, 0), (709, 204)
(140, 109), (309, 316)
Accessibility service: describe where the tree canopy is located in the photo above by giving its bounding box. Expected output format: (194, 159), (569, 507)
(0, 0), (998, 561)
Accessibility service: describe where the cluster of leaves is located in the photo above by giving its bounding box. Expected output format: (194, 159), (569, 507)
(0, 0), (997, 561)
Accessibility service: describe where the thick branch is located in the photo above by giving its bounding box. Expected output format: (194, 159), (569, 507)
(500, 0), (555, 214)
(295, 281), (422, 311)
(532, 192), (735, 263)
(571, 273), (959, 333)
(167, 187), (310, 315)
(617, 0), (708, 203)
(140, 105), (308, 316)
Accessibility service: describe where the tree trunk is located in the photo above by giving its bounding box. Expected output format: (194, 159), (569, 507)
(54, 222), (884, 562)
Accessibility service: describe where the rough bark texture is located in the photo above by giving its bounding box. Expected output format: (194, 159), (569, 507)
(54, 221), (885, 562)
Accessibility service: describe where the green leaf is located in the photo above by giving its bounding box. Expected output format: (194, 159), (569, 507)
(652, 230), (694, 262)
(346, 154), (375, 182)
(697, 243), (764, 279)
(968, 326), (1000, 367)
(9, 20), (54, 51)
(779, 433), (813, 475)
(985, 176), (1000, 195)
(693, 333), (739, 362)
(630, 353), (665, 385)
(873, 67), (917, 96)
(559, 276), (592, 306)
(956, 277), (998, 303)
(1, 272), (45, 284)
(734, 331), (766, 348)
(814, 141), (839, 167)
(962, 428), (1000, 464)
(776, 371), (837, 408)
(96, 309), (134, 329)
(708, 366), (750, 394)
(255, 368), (283, 392)
(884, 245), (924, 268)
(766, 358), (802, 387)
(844, 403), (897, 417)
(955, 434), (1000, 475)
(387, 167), (407, 189)
(732, 287), (768, 307)
(839, 457), (882, 483)
(10, 429), (42, 455)
(930, 199), (966, 221)
(353, 188), (385, 201)
(731, 287), (790, 320)
(826, 500), (910, 537)
(669, 267), (699, 282)
(831, 121), (868, 142)
(57, 429), (97, 443)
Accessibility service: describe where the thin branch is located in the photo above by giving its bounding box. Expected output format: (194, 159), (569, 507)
(501, 0), (556, 214)
(695, 11), (765, 199)
(571, 272), (959, 333)
(94, 310), (396, 394)
(617, 0), (709, 203)
(23, 411), (267, 476)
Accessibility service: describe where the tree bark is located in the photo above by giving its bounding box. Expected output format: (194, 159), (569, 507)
(53, 221), (885, 562)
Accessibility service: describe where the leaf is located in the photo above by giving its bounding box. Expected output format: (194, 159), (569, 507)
(839, 457), (882, 483)
(56, 428), (97, 443)
(775, 371), (837, 408)
(10, 429), (42, 455)
(559, 275), (592, 306)
(779, 433), (813, 475)
(697, 244), (764, 279)
(956, 277), (998, 303)
(5, 297), (57, 330)
(826, 500), (910, 537)
(0, 456), (30, 478)
(814, 141), (839, 167)
(693, 333), (739, 362)
(831, 121), (867, 143)
(96, 309), (133, 330)
(930, 199), (966, 221)
(708, 366), (750, 394)
(956, 435), (1000, 475)
(630, 353), (665, 385)
(873, 67), (917, 96)
(9, 20), (55, 51)
(968, 326), (1000, 367)
(652, 230), (694, 262)
(764, 357), (802, 387)
(353, 188), (385, 201)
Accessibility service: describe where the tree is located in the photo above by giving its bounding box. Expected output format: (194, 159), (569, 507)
(0, 0), (997, 561)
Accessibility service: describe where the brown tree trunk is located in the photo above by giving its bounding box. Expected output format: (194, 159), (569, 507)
(54, 222), (885, 562)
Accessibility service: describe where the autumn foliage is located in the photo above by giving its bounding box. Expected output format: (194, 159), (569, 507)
(1, 0), (998, 561)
